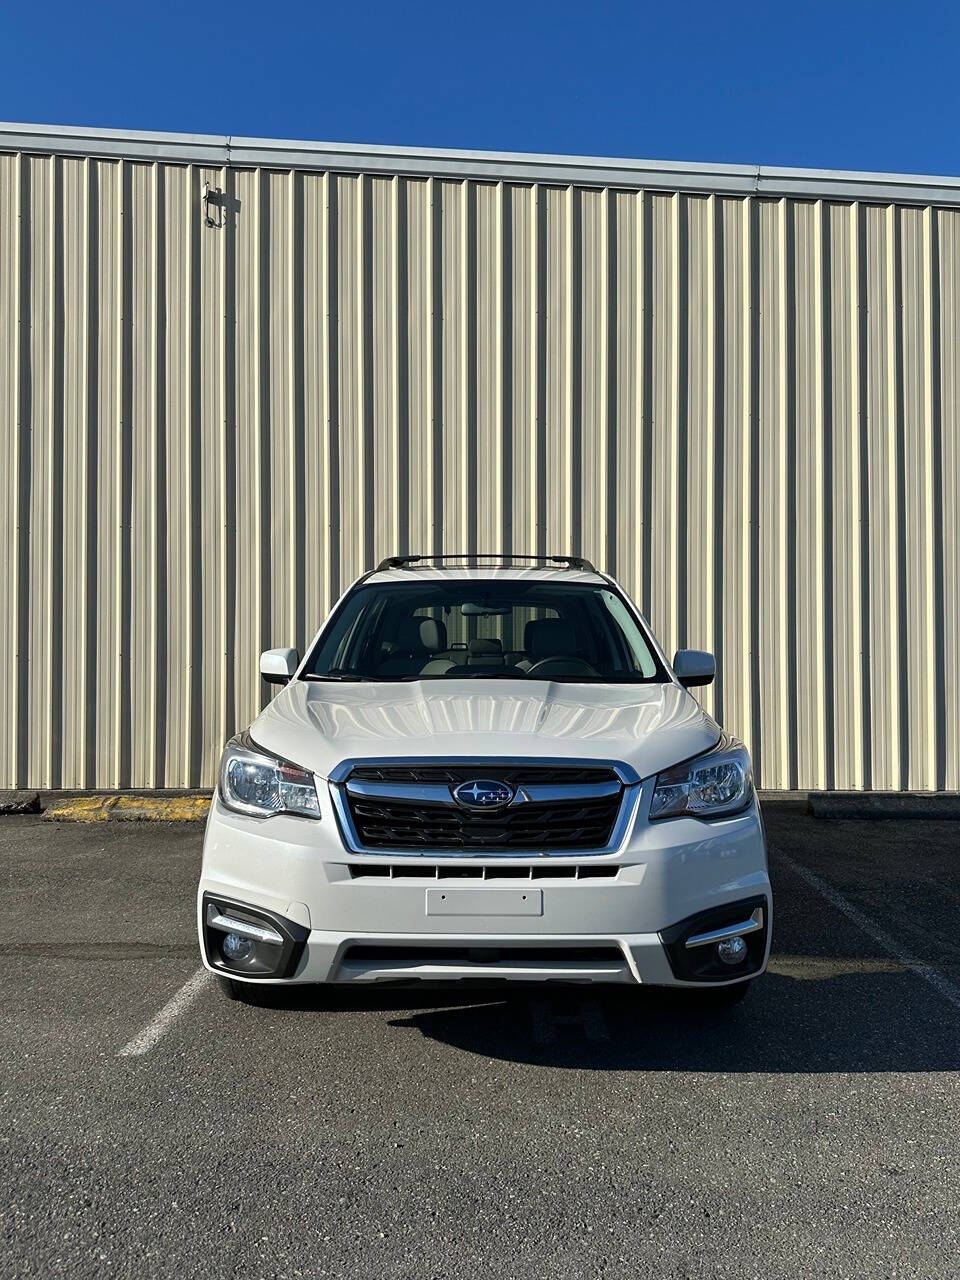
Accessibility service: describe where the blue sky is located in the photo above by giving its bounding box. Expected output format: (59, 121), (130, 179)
(2, 0), (958, 176)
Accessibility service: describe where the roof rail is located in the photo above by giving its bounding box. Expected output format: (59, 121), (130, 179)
(376, 552), (598, 573)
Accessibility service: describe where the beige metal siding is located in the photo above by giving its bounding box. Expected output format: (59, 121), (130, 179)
(1, 145), (957, 790)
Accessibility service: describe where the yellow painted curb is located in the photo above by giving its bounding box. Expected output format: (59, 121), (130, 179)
(112, 795), (211, 821)
(43, 795), (211, 821)
(43, 796), (117, 822)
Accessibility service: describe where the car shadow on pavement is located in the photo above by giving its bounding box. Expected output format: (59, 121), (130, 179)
(261, 968), (960, 1073)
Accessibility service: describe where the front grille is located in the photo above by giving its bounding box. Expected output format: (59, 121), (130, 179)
(336, 760), (631, 854)
(349, 764), (619, 786)
(346, 792), (622, 851)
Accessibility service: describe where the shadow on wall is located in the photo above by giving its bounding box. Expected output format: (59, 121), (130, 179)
(252, 965), (960, 1074)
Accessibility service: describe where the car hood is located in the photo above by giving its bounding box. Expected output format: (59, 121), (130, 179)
(250, 679), (720, 782)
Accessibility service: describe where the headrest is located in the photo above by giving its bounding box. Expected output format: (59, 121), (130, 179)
(524, 618), (577, 662)
(397, 616), (447, 653)
(468, 637), (502, 654)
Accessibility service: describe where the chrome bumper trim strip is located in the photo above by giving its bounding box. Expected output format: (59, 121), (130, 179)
(684, 907), (764, 949)
(206, 907), (285, 946)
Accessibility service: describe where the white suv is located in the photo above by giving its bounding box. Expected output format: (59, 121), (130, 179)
(198, 555), (771, 1006)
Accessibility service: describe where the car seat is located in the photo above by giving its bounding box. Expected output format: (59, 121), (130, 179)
(376, 616), (449, 676)
(466, 637), (505, 665)
(515, 618), (579, 670)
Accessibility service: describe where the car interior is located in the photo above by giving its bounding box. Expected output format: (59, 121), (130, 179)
(374, 617), (592, 678)
(370, 606), (613, 680)
(306, 582), (662, 683)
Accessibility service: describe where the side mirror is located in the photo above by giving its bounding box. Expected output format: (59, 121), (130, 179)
(672, 649), (715, 689)
(260, 647), (300, 686)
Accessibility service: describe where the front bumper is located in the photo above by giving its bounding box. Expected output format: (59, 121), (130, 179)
(197, 774), (772, 988)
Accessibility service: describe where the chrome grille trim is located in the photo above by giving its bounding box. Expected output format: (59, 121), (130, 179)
(328, 757), (641, 858)
(328, 757), (640, 786)
(345, 779), (455, 805)
(345, 763), (626, 786)
(343, 777), (623, 805)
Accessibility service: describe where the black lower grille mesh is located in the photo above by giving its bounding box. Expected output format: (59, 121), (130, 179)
(346, 792), (622, 851)
(347, 863), (620, 880)
(345, 945), (623, 964)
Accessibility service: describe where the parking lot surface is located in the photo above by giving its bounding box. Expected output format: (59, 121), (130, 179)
(2, 805), (959, 1279)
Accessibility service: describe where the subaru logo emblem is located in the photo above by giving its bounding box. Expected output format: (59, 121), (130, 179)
(453, 779), (515, 811)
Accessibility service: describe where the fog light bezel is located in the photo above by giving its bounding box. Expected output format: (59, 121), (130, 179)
(201, 893), (309, 980)
(659, 895), (768, 983)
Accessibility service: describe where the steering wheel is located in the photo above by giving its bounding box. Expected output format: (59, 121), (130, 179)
(525, 656), (599, 677)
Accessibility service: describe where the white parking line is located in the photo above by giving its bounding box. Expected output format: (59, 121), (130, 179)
(119, 967), (212, 1057)
(779, 852), (960, 1014)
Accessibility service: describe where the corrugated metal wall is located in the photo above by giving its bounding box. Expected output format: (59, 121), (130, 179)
(1, 144), (957, 791)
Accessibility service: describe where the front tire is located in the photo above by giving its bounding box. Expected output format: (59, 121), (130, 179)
(696, 979), (752, 1009)
(217, 975), (273, 1006)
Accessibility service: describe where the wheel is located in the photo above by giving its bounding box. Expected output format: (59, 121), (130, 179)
(695, 979), (753, 1009)
(217, 974), (273, 1006)
(217, 975), (328, 1009)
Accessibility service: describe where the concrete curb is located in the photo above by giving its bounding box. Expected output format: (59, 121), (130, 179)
(0, 791), (42, 815)
(42, 794), (211, 822)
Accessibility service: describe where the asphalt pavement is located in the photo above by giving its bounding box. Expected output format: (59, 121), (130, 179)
(1, 805), (959, 1279)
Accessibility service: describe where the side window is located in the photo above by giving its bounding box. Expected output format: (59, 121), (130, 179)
(600, 590), (656, 676)
(336, 596), (386, 670)
(329, 611), (363, 670)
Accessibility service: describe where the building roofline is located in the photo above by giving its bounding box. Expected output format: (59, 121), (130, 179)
(2, 120), (960, 207)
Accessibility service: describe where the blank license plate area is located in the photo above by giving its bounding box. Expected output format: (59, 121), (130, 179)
(426, 888), (544, 917)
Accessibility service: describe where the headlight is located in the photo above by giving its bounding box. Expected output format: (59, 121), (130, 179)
(219, 733), (320, 819)
(650, 741), (753, 820)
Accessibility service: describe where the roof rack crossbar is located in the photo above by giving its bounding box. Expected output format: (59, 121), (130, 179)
(376, 552), (597, 573)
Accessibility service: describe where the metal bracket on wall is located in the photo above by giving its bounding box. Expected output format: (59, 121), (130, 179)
(202, 182), (225, 229)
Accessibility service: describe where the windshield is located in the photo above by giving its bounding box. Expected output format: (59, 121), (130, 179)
(302, 580), (665, 683)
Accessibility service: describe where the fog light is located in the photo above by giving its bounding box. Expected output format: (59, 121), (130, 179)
(717, 935), (748, 966)
(222, 932), (254, 962)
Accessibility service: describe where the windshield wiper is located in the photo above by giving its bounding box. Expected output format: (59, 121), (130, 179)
(390, 671), (528, 681)
(301, 671), (377, 683)
(451, 671), (528, 679)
